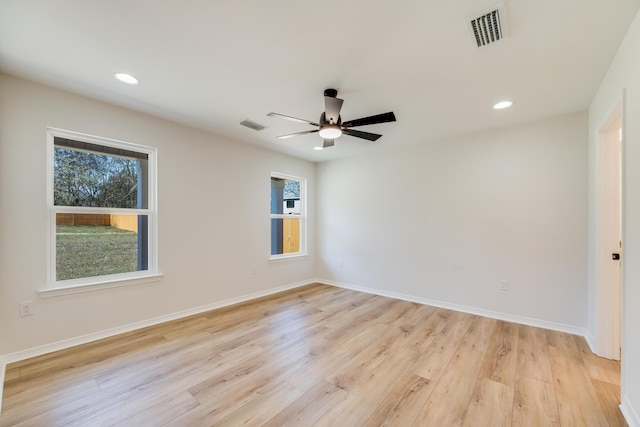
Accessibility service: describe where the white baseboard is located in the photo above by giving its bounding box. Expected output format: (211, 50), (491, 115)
(320, 279), (588, 337)
(621, 396), (640, 427)
(585, 331), (598, 354)
(0, 278), (317, 414)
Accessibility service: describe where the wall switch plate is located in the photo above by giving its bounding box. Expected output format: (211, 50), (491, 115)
(19, 300), (34, 317)
(499, 280), (509, 291)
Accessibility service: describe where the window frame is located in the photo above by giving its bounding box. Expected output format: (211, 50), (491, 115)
(43, 128), (160, 296)
(269, 172), (307, 260)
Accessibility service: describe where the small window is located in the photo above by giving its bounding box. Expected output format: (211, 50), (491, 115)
(47, 129), (158, 289)
(270, 173), (305, 258)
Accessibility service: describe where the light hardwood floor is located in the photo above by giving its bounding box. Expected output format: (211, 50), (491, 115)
(0, 284), (625, 426)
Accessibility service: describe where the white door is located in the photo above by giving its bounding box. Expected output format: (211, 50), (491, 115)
(596, 105), (622, 360)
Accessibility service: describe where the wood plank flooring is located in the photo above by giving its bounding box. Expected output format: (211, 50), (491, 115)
(0, 283), (625, 426)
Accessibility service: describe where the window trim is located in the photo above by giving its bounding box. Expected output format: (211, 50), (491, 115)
(44, 127), (160, 292)
(269, 172), (307, 260)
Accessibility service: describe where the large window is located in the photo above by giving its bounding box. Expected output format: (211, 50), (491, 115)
(270, 173), (306, 258)
(47, 128), (158, 291)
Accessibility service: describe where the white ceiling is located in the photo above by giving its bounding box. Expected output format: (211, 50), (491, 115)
(1, 0), (639, 162)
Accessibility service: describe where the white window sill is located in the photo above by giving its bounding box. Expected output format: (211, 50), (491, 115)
(269, 253), (309, 262)
(39, 273), (164, 298)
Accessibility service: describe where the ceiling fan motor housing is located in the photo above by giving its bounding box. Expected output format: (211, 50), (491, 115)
(319, 112), (341, 126)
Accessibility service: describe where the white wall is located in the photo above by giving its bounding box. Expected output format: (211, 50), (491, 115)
(0, 73), (316, 356)
(589, 9), (640, 425)
(317, 112), (588, 330)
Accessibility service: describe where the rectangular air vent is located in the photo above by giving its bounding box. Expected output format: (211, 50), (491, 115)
(468, 5), (506, 48)
(240, 119), (267, 131)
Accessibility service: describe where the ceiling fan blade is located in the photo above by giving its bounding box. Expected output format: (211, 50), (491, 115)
(323, 139), (335, 148)
(267, 112), (320, 127)
(342, 112), (396, 128)
(342, 128), (382, 141)
(324, 96), (344, 125)
(276, 129), (319, 139)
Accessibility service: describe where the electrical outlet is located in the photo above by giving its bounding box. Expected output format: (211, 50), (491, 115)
(499, 280), (509, 291)
(19, 300), (34, 317)
(252, 265), (258, 275)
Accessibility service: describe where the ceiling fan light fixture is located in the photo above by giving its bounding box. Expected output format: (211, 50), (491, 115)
(318, 125), (342, 139)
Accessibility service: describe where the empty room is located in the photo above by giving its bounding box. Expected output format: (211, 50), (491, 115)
(1, 1), (640, 426)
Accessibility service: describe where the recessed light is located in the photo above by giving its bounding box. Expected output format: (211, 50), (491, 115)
(114, 73), (139, 85)
(313, 146), (324, 151)
(493, 101), (513, 110)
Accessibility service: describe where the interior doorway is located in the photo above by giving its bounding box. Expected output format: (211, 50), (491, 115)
(596, 103), (622, 361)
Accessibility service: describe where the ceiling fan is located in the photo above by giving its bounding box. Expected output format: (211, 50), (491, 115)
(267, 89), (396, 149)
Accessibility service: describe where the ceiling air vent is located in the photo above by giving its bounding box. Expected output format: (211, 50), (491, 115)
(240, 119), (267, 131)
(468, 5), (506, 48)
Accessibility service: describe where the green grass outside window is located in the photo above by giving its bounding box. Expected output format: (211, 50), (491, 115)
(56, 225), (139, 281)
